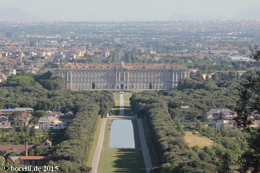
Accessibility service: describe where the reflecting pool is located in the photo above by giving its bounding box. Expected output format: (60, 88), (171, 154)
(109, 119), (135, 148)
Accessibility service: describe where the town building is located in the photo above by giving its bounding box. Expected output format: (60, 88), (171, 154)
(8, 139), (50, 166)
(54, 62), (190, 90)
(0, 109), (27, 117)
(190, 122), (208, 128)
(38, 116), (66, 130)
(39, 140), (52, 151)
(216, 119), (235, 129)
(225, 56), (255, 62)
(206, 108), (233, 120)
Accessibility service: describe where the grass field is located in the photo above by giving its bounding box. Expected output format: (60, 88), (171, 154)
(132, 119), (141, 149)
(184, 131), (214, 148)
(124, 93), (133, 101)
(103, 119), (111, 148)
(85, 115), (102, 167)
(98, 149), (146, 173)
(114, 93), (120, 102)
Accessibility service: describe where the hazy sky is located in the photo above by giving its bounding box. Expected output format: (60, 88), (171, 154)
(0, 0), (260, 21)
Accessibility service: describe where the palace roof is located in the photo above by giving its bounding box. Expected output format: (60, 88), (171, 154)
(57, 63), (188, 71)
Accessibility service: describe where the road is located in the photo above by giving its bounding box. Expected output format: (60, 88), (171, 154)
(120, 93), (124, 115)
(91, 118), (107, 173)
(119, 48), (125, 62)
(137, 118), (153, 173)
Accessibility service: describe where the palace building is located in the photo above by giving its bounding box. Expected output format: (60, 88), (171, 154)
(54, 62), (190, 90)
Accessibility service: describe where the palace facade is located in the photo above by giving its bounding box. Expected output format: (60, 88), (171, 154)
(54, 62), (190, 90)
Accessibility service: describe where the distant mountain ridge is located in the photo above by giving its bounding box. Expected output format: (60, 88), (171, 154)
(233, 7), (260, 19)
(0, 7), (41, 20)
(168, 7), (260, 21)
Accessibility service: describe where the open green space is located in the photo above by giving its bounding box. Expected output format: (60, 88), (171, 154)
(132, 119), (141, 149)
(85, 115), (102, 167)
(111, 106), (120, 115)
(124, 106), (132, 116)
(124, 93), (133, 101)
(184, 131), (214, 148)
(98, 149), (146, 173)
(111, 93), (121, 115)
(114, 93), (120, 102)
(103, 119), (110, 148)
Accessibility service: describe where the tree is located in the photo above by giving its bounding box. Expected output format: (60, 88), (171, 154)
(228, 70), (237, 80)
(28, 148), (34, 156)
(196, 121), (203, 131)
(29, 126), (36, 137)
(12, 111), (23, 117)
(190, 71), (195, 78)
(33, 110), (47, 118)
(30, 116), (38, 125)
(213, 73), (219, 81)
(23, 125), (28, 134)
(15, 127), (23, 132)
(196, 71), (203, 79)
(35, 147), (43, 156)
(235, 46), (260, 173)
(218, 153), (232, 173)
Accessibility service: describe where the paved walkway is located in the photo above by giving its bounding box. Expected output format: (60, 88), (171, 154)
(137, 118), (153, 173)
(108, 116), (136, 119)
(91, 118), (107, 173)
(120, 93), (124, 115)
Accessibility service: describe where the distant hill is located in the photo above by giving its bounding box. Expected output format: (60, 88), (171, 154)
(0, 7), (41, 20)
(168, 13), (216, 21)
(233, 7), (260, 19)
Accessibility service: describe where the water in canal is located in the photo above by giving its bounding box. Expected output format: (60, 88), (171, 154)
(109, 119), (135, 148)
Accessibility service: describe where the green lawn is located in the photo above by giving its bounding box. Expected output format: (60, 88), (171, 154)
(85, 115), (102, 167)
(124, 101), (130, 107)
(98, 149), (146, 173)
(132, 119), (141, 149)
(124, 106), (132, 116)
(114, 93), (120, 102)
(103, 119), (110, 148)
(111, 106), (120, 115)
(115, 101), (120, 107)
(124, 93), (133, 101)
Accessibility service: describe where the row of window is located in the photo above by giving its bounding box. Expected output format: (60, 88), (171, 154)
(58, 71), (189, 78)
(72, 83), (174, 89)
(69, 78), (179, 82)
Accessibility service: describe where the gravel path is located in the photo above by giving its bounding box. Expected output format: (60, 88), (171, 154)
(120, 93), (124, 115)
(91, 118), (107, 173)
(137, 118), (153, 173)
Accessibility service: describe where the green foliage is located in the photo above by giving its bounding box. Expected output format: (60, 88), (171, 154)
(131, 92), (216, 172)
(33, 110), (47, 118)
(45, 90), (114, 173)
(196, 121), (202, 131)
(2, 75), (36, 87)
(34, 71), (65, 90)
(235, 48), (260, 173)
(131, 88), (249, 172)
(29, 126), (36, 137)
